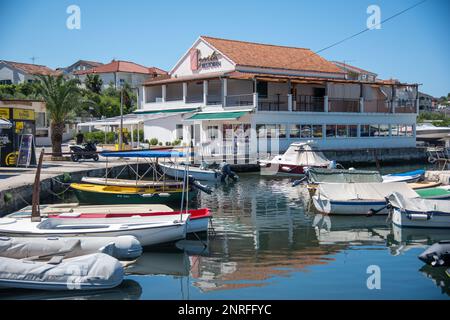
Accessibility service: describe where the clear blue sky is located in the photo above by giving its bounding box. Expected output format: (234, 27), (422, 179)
(0, 0), (448, 97)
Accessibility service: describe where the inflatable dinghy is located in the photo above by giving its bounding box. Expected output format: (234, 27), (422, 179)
(0, 253), (123, 290)
(0, 236), (142, 260)
(418, 240), (450, 266)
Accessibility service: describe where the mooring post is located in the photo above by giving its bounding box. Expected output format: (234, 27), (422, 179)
(31, 148), (45, 222)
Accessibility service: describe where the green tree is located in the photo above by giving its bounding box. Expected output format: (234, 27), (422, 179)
(35, 75), (82, 156)
(84, 74), (103, 94)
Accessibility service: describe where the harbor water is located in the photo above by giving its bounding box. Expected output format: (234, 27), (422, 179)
(0, 166), (449, 300)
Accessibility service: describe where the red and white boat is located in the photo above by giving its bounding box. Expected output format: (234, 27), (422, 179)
(259, 141), (333, 176)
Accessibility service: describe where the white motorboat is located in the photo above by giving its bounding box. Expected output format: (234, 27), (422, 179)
(0, 213), (189, 247)
(259, 141), (333, 176)
(159, 162), (221, 182)
(388, 192), (450, 228)
(0, 253), (123, 291)
(416, 123), (450, 141)
(312, 182), (419, 215)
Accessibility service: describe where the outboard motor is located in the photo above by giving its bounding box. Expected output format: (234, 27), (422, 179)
(220, 162), (239, 183)
(418, 240), (450, 267)
(188, 176), (213, 195)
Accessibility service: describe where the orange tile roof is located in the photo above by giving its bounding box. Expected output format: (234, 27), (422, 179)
(1, 60), (57, 76)
(201, 36), (345, 75)
(74, 60), (167, 76)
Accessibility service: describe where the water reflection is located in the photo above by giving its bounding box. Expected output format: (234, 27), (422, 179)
(419, 265), (450, 296)
(0, 280), (142, 300)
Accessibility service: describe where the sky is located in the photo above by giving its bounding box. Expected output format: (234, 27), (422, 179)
(0, 0), (449, 97)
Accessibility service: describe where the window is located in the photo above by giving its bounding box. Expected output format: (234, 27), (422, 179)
(0, 80), (12, 85)
(336, 125), (347, 138)
(207, 126), (219, 140)
(36, 112), (46, 128)
(369, 124), (379, 137)
(290, 124), (300, 138)
(406, 125), (414, 137)
(278, 125), (287, 138)
(379, 125), (389, 137)
(348, 125), (358, 137)
(256, 124), (266, 138)
(361, 125), (370, 137)
(300, 125), (312, 138)
(176, 124), (183, 140)
(313, 125), (323, 138)
(326, 125), (336, 138)
(257, 81), (268, 99)
(265, 124), (278, 138)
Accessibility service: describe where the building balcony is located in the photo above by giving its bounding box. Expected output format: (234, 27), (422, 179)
(328, 98), (360, 113)
(293, 95), (324, 112)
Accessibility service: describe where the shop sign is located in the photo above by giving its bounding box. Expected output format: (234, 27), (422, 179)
(190, 49), (222, 70)
(0, 108), (10, 120)
(13, 108), (35, 121)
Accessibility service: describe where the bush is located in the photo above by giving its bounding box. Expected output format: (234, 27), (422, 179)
(149, 138), (158, 145)
(158, 142), (163, 146)
(172, 139), (181, 146)
(84, 131), (116, 144)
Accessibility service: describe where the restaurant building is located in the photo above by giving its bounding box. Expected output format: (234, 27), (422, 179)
(137, 36), (419, 159)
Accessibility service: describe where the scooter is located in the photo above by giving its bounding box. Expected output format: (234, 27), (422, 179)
(70, 141), (99, 162)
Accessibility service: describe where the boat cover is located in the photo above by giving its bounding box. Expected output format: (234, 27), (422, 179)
(388, 192), (450, 213)
(316, 182), (418, 201)
(101, 150), (184, 158)
(282, 143), (331, 166)
(307, 168), (382, 183)
(0, 253), (123, 290)
(0, 236), (142, 260)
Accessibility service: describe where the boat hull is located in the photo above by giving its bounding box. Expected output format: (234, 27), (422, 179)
(72, 184), (198, 205)
(312, 196), (388, 215)
(159, 163), (221, 182)
(392, 208), (450, 228)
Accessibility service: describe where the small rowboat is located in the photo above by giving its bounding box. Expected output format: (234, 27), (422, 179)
(70, 183), (197, 205)
(9, 204), (211, 234)
(388, 192), (450, 228)
(415, 186), (450, 200)
(407, 181), (441, 190)
(159, 162), (222, 182)
(382, 169), (425, 183)
(81, 177), (183, 188)
(0, 213), (190, 247)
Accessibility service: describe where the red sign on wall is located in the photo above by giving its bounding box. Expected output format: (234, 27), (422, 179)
(190, 49), (199, 71)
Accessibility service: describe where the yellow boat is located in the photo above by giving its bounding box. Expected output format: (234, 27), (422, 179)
(70, 183), (197, 205)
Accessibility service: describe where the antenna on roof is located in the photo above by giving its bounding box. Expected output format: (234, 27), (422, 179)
(30, 56), (39, 64)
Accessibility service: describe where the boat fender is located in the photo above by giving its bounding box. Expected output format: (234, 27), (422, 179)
(100, 236), (142, 260)
(418, 241), (450, 267)
(281, 166), (292, 172)
(406, 213), (430, 221)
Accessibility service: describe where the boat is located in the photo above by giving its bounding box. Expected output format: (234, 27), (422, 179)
(0, 235), (143, 260)
(7, 203), (210, 235)
(382, 169), (425, 183)
(159, 162), (221, 182)
(0, 253), (124, 291)
(415, 186), (450, 199)
(81, 177), (184, 188)
(407, 181), (441, 190)
(416, 123), (450, 141)
(388, 192), (450, 228)
(259, 141), (333, 176)
(312, 182), (419, 215)
(70, 182), (197, 205)
(418, 241), (450, 267)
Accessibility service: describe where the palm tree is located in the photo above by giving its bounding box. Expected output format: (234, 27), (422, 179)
(35, 75), (81, 156)
(84, 74), (103, 94)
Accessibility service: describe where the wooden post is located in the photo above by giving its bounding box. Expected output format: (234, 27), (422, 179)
(31, 148), (45, 222)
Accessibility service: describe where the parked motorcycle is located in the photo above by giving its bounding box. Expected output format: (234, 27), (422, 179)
(70, 141), (99, 162)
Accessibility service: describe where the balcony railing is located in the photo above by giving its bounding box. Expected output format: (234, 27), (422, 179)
(165, 96), (183, 102)
(206, 94), (222, 105)
(293, 95), (324, 112)
(328, 98), (360, 113)
(258, 94), (289, 111)
(186, 95), (204, 104)
(364, 99), (391, 113)
(226, 94), (254, 107)
(395, 99), (417, 113)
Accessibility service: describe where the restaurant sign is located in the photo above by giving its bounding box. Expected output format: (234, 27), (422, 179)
(190, 49), (222, 71)
(13, 108), (35, 121)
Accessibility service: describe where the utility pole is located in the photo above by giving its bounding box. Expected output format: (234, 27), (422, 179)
(119, 87), (123, 150)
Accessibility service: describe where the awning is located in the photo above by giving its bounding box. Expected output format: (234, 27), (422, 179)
(133, 107), (198, 114)
(0, 118), (12, 129)
(101, 150), (184, 158)
(186, 111), (249, 121)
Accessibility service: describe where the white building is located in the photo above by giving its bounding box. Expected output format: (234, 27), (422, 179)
(135, 36), (419, 159)
(0, 60), (57, 84)
(57, 60), (104, 75)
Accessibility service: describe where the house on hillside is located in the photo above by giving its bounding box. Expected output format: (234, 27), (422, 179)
(0, 60), (57, 85)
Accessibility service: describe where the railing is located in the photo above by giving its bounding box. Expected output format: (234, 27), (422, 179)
(226, 94), (254, 107)
(328, 98), (360, 113)
(395, 99), (417, 113)
(206, 94), (222, 105)
(165, 96), (183, 102)
(293, 95), (324, 112)
(364, 99), (391, 113)
(258, 94), (289, 111)
(185, 95), (204, 104)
